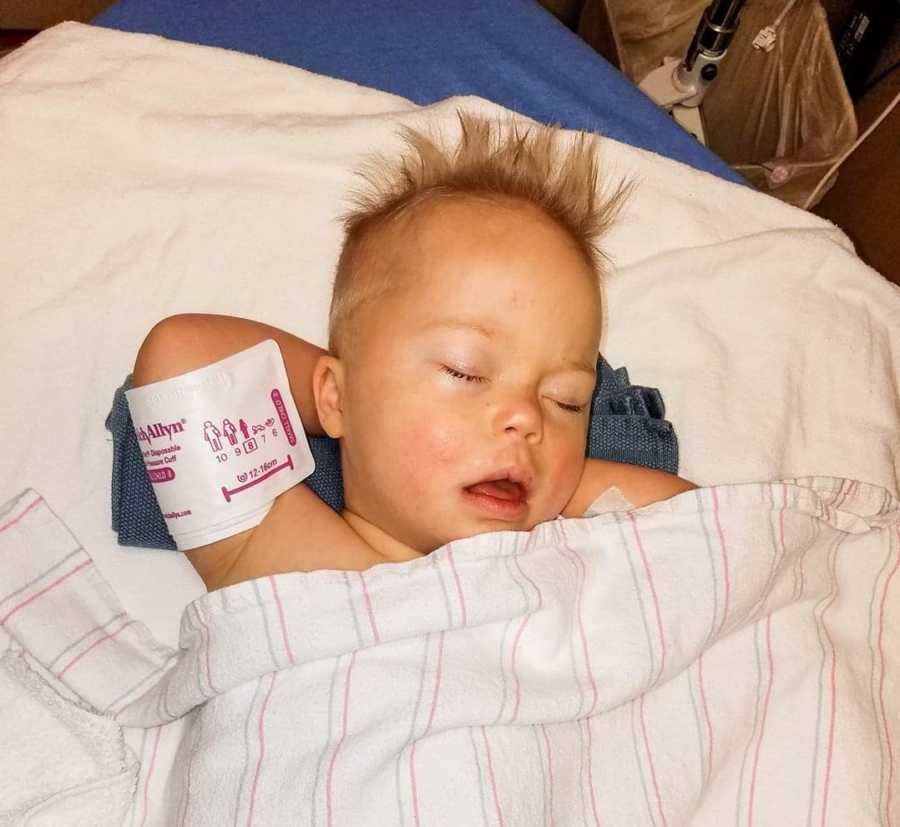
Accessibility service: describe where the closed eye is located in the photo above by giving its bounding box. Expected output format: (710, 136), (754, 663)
(443, 365), (586, 411)
(442, 365), (487, 383)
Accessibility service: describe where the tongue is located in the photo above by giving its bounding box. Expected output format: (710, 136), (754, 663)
(467, 479), (523, 501)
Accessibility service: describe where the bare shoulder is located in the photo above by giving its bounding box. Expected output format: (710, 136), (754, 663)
(132, 315), (382, 592)
(562, 458), (697, 517)
(189, 484), (386, 591)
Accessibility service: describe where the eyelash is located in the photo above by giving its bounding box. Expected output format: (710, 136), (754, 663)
(441, 366), (587, 414)
(442, 365), (486, 383)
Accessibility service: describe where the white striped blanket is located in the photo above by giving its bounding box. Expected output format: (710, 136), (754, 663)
(1, 478), (898, 826)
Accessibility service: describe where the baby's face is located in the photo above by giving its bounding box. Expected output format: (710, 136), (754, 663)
(336, 197), (601, 554)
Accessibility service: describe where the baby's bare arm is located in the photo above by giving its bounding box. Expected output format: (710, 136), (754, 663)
(561, 458), (697, 518)
(131, 314), (381, 591)
(134, 313), (328, 435)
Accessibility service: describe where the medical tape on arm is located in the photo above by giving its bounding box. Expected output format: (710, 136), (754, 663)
(125, 339), (315, 550)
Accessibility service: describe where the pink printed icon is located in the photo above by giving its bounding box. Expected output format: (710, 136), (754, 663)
(239, 419), (250, 440)
(148, 467), (175, 483)
(203, 420), (223, 452)
(222, 418), (238, 446)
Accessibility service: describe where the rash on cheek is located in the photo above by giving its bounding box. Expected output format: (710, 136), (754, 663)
(397, 419), (465, 496)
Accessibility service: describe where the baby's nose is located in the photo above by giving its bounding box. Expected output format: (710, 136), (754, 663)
(495, 394), (543, 443)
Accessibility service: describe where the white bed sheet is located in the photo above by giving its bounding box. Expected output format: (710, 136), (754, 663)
(1, 22), (898, 647)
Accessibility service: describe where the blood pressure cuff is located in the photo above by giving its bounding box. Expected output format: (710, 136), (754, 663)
(107, 354), (678, 550)
(121, 341), (316, 550)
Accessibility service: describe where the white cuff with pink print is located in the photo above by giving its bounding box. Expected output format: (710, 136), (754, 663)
(125, 340), (315, 550)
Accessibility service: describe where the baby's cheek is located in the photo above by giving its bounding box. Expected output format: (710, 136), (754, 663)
(546, 440), (587, 507)
(395, 416), (467, 495)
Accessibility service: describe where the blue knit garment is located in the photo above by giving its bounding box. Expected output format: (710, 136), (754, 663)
(106, 357), (678, 550)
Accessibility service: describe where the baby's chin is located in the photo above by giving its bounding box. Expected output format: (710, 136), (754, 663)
(356, 490), (568, 557)
(427, 509), (559, 552)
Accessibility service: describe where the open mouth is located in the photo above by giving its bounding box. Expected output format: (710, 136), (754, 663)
(464, 479), (526, 501)
(462, 476), (529, 520)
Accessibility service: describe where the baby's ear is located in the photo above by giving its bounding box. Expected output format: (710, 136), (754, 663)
(312, 354), (345, 438)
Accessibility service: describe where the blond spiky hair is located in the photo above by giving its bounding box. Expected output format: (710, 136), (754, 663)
(328, 111), (630, 355)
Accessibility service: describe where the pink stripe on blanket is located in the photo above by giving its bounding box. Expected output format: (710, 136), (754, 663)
(268, 576), (295, 665)
(480, 726), (506, 827)
(139, 727), (163, 827)
(55, 618), (136, 677)
(627, 513), (667, 684)
(326, 651), (357, 827)
(747, 615), (775, 827)
(557, 531), (601, 724)
(193, 602), (218, 697)
(246, 672), (278, 827)
(571, 547), (600, 717)
(358, 570), (381, 644)
(510, 554), (545, 723)
(509, 612), (530, 723)
(639, 695), (668, 827)
(410, 632), (446, 827)
(446, 545), (469, 627)
(0, 558), (91, 625)
(0, 495), (43, 533)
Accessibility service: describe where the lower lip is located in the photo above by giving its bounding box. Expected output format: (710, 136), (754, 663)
(461, 487), (528, 521)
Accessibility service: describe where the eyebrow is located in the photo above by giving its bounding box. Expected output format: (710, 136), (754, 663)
(425, 320), (597, 377)
(563, 359), (598, 377)
(427, 319), (496, 339)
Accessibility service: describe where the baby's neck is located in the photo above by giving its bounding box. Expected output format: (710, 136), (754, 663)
(341, 509), (425, 564)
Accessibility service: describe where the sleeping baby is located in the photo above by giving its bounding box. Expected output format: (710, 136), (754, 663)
(129, 113), (695, 591)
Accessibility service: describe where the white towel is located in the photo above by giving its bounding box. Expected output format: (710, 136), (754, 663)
(0, 645), (136, 826)
(2, 480), (898, 825)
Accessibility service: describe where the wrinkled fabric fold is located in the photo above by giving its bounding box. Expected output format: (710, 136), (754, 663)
(3, 478), (898, 825)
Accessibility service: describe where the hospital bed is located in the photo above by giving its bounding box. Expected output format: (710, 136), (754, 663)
(93, 0), (741, 183)
(0, 1), (898, 823)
